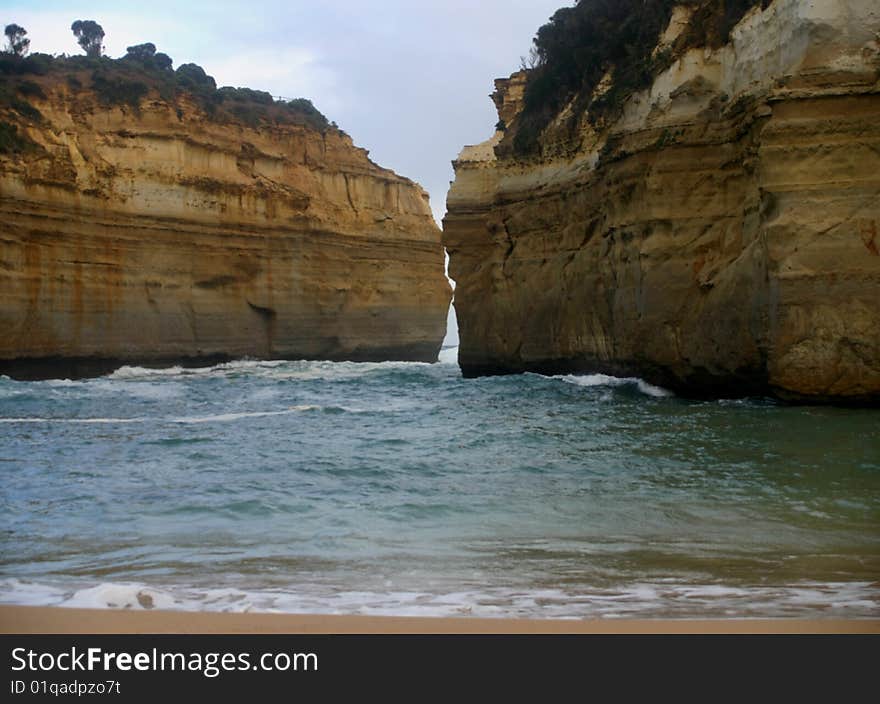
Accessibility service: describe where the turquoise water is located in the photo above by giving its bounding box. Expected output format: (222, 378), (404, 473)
(1, 349), (878, 618)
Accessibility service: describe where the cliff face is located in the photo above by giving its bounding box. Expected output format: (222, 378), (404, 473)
(0, 69), (451, 378)
(444, 0), (880, 403)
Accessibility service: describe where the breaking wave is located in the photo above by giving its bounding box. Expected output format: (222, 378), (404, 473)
(554, 373), (673, 398)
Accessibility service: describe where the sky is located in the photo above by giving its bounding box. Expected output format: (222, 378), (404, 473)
(2, 0), (570, 345)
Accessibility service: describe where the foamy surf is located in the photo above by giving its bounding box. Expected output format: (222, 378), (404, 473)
(106, 358), (438, 383)
(1, 578), (876, 619)
(109, 360), (290, 379)
(555, 373), (673, 398)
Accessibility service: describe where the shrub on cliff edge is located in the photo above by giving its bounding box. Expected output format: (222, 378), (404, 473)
(513, 0), (775, 155)
(91, 71), (149, 108)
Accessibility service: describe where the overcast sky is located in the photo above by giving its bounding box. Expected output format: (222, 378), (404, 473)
(3, 0), (569, 346)
(3, 0), (567, 225)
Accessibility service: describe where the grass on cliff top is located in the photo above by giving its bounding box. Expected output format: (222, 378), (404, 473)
(511, 0), (774, 156)
(0, 51), (335, 134)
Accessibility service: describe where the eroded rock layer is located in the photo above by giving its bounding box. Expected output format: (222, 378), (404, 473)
(444, 0), (880, 403)
(1, 75), (450, 378)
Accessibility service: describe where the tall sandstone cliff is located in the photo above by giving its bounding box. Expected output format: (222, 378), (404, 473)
(0, 67), (451, 379)
(445, 0), (880, 403)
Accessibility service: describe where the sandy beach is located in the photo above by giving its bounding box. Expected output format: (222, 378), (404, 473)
(1, 606), (878, 634)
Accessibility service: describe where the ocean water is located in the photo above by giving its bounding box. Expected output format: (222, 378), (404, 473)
(1, 348), (878, 619)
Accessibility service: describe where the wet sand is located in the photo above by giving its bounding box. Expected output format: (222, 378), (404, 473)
(2, 606), (878, 633)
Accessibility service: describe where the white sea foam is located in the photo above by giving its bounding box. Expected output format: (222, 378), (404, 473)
(108, 360), (290, 379)
(91, 380), (183, 400)
(3, 376), (182, 402)
(636, 380), (673, 398)
(213, 360), (290, 371)
(105, 358), (439, 385)
(1, 578), (876, 619)
(0, 385), (30, 399)
(61, 583), (181, 611)
(270, 361), (433, 382)
(556, 373), (673, 398)
(109, 365), (200, 379)
(5, 357), (449, 398)
(0, 405), (331, 425)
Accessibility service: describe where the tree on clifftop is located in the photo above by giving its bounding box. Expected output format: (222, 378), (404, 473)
(71, 19), (104, 57)
(124, 42), (174, 71)
(125, 42), (156, 61)
(153, 53), (173, 71)
(175, 63), (216, 91)
(4, 24), (30, 56)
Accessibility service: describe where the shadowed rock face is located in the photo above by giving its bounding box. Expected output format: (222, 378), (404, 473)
(444, 0), (880, 403)
(0, 74), (451, 379)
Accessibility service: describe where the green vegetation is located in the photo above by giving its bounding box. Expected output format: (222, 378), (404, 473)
(0, 34), (334, 134)
(4, 24), (29, 57)
(91, 72), (149, 108)
(71, 20), (104, 58)
(175, 63), (216, 91)
(281, 98), (328, 129)
(10, 97), (42, 122)
(0, 120), (37, 153)
(654, 126), (685, 149)
(123, 43), (173, 72)
(0, 51), (51, 75)
(219, 86), (274, 105)
(16, 80), (45, 99)
(0, 75), (43, 123)
(513, 0), (774, 155)
(124, 42), (157, 62)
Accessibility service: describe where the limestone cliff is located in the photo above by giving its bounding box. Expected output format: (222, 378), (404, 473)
(444, 0), (880, 403)
(0, 60), (450, 379)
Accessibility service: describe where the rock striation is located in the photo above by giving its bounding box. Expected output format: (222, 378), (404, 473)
(0, 65), (450, 379)
(444, 0), (880, 403)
